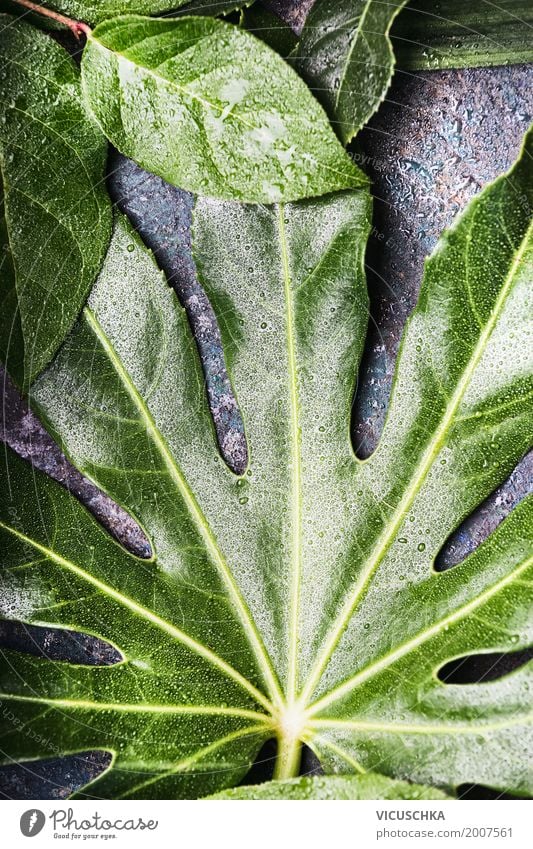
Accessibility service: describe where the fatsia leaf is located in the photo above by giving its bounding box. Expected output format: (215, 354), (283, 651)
(207, 774), (454, 800)
(294, 0), (409, 145)
(1, 128), (532, 798)
(392, 0), (533, 71)
(0, 16), (111, 388)
(80, 15), (366, 203)
(0, 189), (370, 797)
(0, 216), (274, 799)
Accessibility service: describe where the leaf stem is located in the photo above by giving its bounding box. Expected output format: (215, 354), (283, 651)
(274, 734), (302, 781)
(10, 0), (91, 38)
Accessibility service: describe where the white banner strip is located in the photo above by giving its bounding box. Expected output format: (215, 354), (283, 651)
(2, 798), (532, 849)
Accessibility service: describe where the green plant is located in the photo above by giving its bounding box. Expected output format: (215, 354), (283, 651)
(0, 17), (111, 386)
(1, 127), (531, 796)
(80, 14), (366, 202)
(207, 774), (453, 800)
(294, 0), (411, 144)
(0, 0), (532, 801)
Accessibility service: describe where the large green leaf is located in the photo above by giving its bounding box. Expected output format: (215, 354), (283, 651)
(0, 216), (274, 799)
(1, 127), (532, 797)
(207, 774), (453, 800)
(294, 0), (409, 145)
(0, 191), (24, 384)
(392, 0), (533, 70)
(80, 15), (366, 203)
(0, 16), (111, 387)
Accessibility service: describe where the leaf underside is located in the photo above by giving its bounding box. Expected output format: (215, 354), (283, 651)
(0, 15), (112, 388)
(81, 15), (366, 204)
(0, 101), (532, 797)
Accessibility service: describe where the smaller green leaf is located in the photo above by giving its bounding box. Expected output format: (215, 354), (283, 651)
(15, 1), (192, 26)
(294, 0), (409, 145)
(81, 15), (366, 203)
(0, 191), (24, 384)
(44, 0), (252, 26)
(207, 774), (454, 800)
(0, 0), (253, 30)
(392, 0), (533, 70)
(0, 15), (112, 387)
(178, 0), (253, 18)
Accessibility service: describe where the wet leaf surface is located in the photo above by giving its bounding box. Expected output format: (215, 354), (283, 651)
(0, 15), (111, 386)
(81, 15), (366, 202)
(0, 131), (531, 796)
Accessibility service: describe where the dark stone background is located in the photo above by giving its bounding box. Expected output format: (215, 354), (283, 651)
(0, 0), (532, 799)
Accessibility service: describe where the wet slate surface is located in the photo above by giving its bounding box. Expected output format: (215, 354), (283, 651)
(353, 62), (533, 570)
(108, 151), (248, 474)
(354, 63), (533, 460)
(1, 0), (532, 799)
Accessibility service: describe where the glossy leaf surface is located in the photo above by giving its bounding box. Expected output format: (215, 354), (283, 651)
(0, 16), (111, 387)
(207, 774), (453, 800)
(1, 129), (532, 796)
(178, 0), (252, 17)
(0, 0), (252, 26)
(392, 0), (533, 70)
(81, 15), (366, 203)
(22, 0), (190, 24)
(0, 190), (24, 383)
(0, 215), (273, 799)
(294, 0), (409, 144)
(30, 0), (252, 26)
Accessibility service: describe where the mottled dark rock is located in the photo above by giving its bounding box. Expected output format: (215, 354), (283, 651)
(351, 63), (533, 565)
(264, 0), (314, 33)
(107, 151), (248, 475)
(439, 648), (533, 685)
(1, 369), (151, 559)
(0, 620), (121, 665)
(353, 63), (533, 458)
(0, 752), (112, 801)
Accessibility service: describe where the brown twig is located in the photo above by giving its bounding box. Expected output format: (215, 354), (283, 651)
(10, 0), (91, 39)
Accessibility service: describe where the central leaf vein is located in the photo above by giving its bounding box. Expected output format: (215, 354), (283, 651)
(278, 206), (302, 705)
